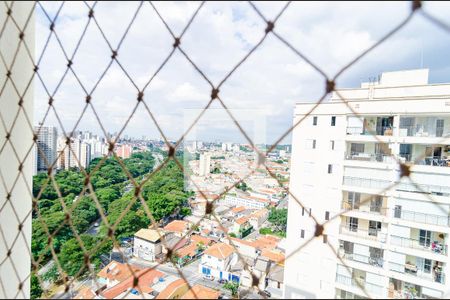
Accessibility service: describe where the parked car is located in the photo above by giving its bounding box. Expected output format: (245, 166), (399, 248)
(203, 274), (214, 281)
(218, 279), (228, 284)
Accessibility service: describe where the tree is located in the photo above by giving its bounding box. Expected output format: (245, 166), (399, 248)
(236, 182), (248, 192)
(223, 281), (239, 297)
(42, 265), (60, 283)
(268, 208), (287, 231)
(58, 235), (112, 277)
(30, 273), (43, 299)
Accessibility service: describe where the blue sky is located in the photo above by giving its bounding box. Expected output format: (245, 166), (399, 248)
(34, 1), (450, 144)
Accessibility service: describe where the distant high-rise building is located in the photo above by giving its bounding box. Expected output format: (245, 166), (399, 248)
(34, 125), (57, 173)
(80, 142), (91, 169)
(199, 153), (211, 176)
(115, 144), (132, 159)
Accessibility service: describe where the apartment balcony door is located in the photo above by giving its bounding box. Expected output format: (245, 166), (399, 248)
(419, 229), (432, 248)
(348, 192), (360, 209)
(348, 217), (358, 232)
(368, 221), (381, 237)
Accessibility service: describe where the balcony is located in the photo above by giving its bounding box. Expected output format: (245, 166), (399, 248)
(388, 280), (423, 299)
(395, 181), (450, 196)
(335, 274), (384, 296)
(340, 225), (387, 243)
(392, 208), (450, 227)
(345, 153), (395, 163)
(343, 176), (392, 191)
(399, 117), (450, 138)
(389, 261), (445, 284)
(346, 116), (394, 136)
(338, 249), (384, 268)
(342, 201), (388, 216)
(398, 142), (450, 170)
(390, 235), (447, 256)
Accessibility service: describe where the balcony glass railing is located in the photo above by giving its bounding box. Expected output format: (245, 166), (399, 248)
(399, 123), (449, 138)
(340, 225), (387, 243)
(339, 250), (384, 268)
(399, 154), (450, 168)
(343, 176), (392, 190)
(335, 274), (385, 296)
(345, 153), (395, 163)
(389, 261), (445, 284)
(342, 201), (388, 216)
(346, 126), (394, 136)
(393, 208), (450, 227)
(395, 181), (450, 196)
(390, 235), (447, 255)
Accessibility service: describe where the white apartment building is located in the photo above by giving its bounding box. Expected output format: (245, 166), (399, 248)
(33, 125), (57, 173)
(199, 152), (211, 176)
(284, 69), (450, 299)
(221, 194), (270, 210)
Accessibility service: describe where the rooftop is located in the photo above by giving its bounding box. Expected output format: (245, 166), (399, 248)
(155, 278), (188, 299)
(204, 242), (235, 259)
(164, 220), (190, 233)
(134, 228), (163, 243)
(97, 261), (142, 283)
(181, 284), (221, 299)
(101, 268), (164, 299)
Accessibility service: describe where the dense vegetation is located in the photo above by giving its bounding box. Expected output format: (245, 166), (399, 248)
(259, 208), (288, 238)
(31, 151), (192, 298)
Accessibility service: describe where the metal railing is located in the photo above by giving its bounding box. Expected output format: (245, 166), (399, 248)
(340, 226), (387, 243)
(345, 153), (395, 163)
(399, 124), (449, 138)
(335, 274), (385, 296)
(339, 250), (384, 268)
(342, 201), (388, 216)
(395, 182), (450, 196)
(343, 176), (392, 191)
(346, 126), (395, 136)
(388, 261), (446, 284)
(393, 208), (450, 227)
(400, 154), (450, 168)
(390, 235), (448, 255)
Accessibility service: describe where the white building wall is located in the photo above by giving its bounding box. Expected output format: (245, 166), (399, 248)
(284, 69), (450, 299)
(0, 3), (34, 298)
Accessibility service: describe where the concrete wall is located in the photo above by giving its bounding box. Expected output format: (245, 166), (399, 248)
(0, 2), (34, 299)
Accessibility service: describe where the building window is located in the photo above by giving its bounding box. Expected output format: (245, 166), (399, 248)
(309, 208), (312, 216)
(302, 207), (305, 216)
(301, 230), (305, 238)
(325, 211), (330, 220)
(323, 234), (327, 243)
(313, 116), (318, 126)
(331, 116), (336, 126)
(330, 140), (335, 150)
(328, 164), (333, 174)
(312, 140), (316, 149)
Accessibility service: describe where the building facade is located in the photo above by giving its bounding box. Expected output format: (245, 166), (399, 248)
(34, 125), (57, 173)
(284, 69), (450, 299)
(199, 153), (211, 176)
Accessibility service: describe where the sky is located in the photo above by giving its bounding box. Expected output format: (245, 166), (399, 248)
(34, 1), (450, 145)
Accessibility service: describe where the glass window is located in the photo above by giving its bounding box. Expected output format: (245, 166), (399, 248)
(331, 116), (336, 126)
(330, 140), (335, 150)
(325, 211), (330, 220)
(313, 116), (318, 126)
(328, 164), (333, 174)
(301, 230), (305, 238)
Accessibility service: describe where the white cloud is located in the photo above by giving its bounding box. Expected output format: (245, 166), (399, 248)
(34, 1), (450, 143)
